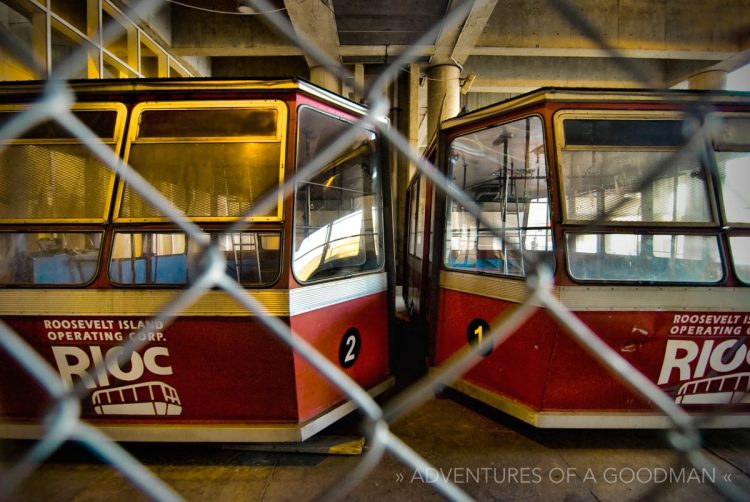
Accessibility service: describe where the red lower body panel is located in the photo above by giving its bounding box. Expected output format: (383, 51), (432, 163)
(434, 288), (750, 426)
(0, 292), (392, 439)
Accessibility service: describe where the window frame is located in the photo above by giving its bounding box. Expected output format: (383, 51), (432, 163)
(0, 102), (127, 224)
(107, 229), (283, 287)
(555, 109), (730, 285)
(708, 112), (750, 229)
(114, 99), (288, 223)
(291, 104), (384, 284)
(564, 230), (726, 285)
(709, 112), (750, 285)
(0, 230), (104, 287)
(554, 109), (720, 227)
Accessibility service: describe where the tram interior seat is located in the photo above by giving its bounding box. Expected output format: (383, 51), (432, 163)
(446, 248), (555, 276)
(36, 253), (98, 283)
(567, 250), (711, 282)
(9, 250), (97, 284)
(110, 254), (187, 284)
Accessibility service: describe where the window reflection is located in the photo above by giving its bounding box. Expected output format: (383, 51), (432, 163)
(293, 107), (383, 282)
(119, 103), (285, 221)
(566, 233), (723, 283)
(0, 232), (101, 285)
(109, 231), (280, 286)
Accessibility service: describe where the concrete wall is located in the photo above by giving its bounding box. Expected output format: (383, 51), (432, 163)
(212, 56), (309, 78)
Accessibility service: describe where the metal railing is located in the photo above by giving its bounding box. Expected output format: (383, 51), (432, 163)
(0, 0), (747, 500)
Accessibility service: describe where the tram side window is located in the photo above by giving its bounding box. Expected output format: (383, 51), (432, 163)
(566, 233), (723, 283)
(109, 231), (281, 285)
(0, 109), (120, 221)
(0, 232), (102, 285)
(561, 119), (711, 224)
(118, 105), (284, 221)
(711, 116), (750, 225)
(730, 236), (750, 284)
(293, 107), (383, 282)
(711, 115), (750, 284)
(444, 115), (553, 277)
(561, 116), (722, 283)
(0, 108), (119, 286)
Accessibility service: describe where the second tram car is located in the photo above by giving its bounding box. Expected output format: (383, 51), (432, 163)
(0, 78), (395, 442)
(404, 88), (750, 427)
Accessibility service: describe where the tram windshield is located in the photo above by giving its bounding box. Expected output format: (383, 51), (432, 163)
(293, 107), (383, 282)
(444, 115), (553, 277)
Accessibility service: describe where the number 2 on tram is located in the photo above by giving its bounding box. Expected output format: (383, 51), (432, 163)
(404, 88), (750, 427)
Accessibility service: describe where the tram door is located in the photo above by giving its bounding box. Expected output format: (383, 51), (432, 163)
(404, 174), (430, 318)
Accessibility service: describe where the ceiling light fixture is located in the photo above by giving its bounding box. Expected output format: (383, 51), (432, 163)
(237, 0), (257, 14)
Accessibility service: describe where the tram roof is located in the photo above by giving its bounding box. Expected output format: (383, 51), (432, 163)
(443, 86), (750, 131)
(0, 77), (370, 117)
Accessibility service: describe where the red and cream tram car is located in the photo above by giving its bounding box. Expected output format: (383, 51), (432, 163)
(0, 79), (394, 441)
(404, 88), (750, 427)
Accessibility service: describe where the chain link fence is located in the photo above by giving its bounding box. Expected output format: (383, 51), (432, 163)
(0, 0), (748, 500)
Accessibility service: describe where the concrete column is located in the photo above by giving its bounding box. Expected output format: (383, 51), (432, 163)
(688, 69), (728, 90)
(426, 64), (461, 142)
(353, 63), (365, 102)
(310, 65), (341, 94)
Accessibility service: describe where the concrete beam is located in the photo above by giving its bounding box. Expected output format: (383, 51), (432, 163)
(451, 0), (499, 65)
(212, 56), (309, 78)
(702, 48), (750, 74)
(469, 47), (736, 61)
(165, 0), (749, 93)
(171, 45), (304, 57)
(172, 44), (737, 63)
(431, 0), (470, 65)
(666, 48), (750, 89)
(283, 0), (340, 66)
(464, 55), (713, 92)
(479, 0), (747, 53)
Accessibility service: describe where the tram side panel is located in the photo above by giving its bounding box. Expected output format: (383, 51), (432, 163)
(0, 315), (299, 423)
(290, 289), (391, 422)
(433, 286), (558, 415)
(542, 308), (750, 411)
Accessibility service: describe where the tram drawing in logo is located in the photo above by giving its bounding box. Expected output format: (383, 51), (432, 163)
(674, 372), (750, 406)
(92, 381), (182, 416)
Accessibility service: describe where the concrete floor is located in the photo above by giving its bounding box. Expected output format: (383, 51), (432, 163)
(2, 390), (749, 501)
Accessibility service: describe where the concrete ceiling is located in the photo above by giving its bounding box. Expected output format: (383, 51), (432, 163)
(167, 0), (750, 95)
